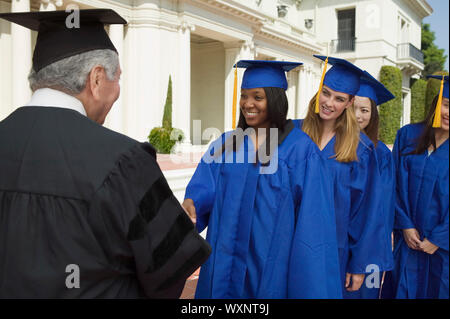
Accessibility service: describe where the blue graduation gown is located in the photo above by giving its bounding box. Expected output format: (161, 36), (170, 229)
(388, 123), (449, 299)
(293, 120), (393, 298)
(185, 122), (342, 298)
(358, 141), (396, 299)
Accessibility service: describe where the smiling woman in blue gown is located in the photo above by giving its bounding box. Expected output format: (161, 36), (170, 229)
(182, 60), (342, 299)
(353, 71), (396, 299)
(293, 56), (393, 298)
(387, 75), (449, 299)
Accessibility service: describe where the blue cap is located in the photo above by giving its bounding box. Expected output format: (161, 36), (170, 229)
(234, 60), (302, 90)
(427, 75), (449, 99)
(314, 55), (365, 95)
(357, 71), (395, 105)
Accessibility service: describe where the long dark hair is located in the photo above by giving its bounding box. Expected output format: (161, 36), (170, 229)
(218, 87), (288, 158)
(362, 98), (379, 147)
(408, 95), (440, 155)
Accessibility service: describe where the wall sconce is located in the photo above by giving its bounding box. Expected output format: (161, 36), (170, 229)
(277, 5), (288, 18)
(294, 0), (302, 10)
(255, 0), (262, 6)
(305, 19), (313, 29)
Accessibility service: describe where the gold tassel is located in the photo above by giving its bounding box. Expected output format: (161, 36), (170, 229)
(315, 57), (328, 113)
(432, 75), (444, 128)
(232, 65), (238, 130)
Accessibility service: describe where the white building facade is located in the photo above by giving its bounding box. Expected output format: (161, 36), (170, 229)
(0, 0), (432, 143)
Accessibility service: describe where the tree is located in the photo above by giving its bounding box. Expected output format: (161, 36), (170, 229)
(148, 75), (184, 154)
(421, 23), (447, 77)
(162, 75), (173, 129)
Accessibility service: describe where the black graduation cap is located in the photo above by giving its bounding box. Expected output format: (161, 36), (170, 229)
(0, 9), (127, 72)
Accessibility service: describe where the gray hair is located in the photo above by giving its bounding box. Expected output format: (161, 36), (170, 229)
(28, 49), (119, 95)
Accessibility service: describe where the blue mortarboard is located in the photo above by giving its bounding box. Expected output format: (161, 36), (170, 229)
(426, 75), (449, 128)
(357, 71), (395, 105)
(234, 60), (302, 90)
(427, 75), (449, 99)
(314, 55), (365, 96)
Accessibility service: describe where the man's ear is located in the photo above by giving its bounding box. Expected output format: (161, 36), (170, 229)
(89, 65), (104, 100)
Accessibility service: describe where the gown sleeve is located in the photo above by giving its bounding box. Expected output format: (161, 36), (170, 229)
(428, 210), (449, 251)
(378, 143), (396, 254)
(89, 142), (211, 298)
(184, 137), (223, 233)
(392, 128), (416, 230)
(288, 146), (342, 298)
(347, 146), (392, 273)
(427, 170), (449, 251)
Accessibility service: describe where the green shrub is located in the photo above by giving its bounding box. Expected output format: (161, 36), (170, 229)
(425, 71), (448, 114)
(378, 66), (403, 144)
(410, 78), (427, 123)
(148, 75), (185, 154)
(148, 127), (184, 154)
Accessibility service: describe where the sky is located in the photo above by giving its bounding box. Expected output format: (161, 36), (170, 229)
(423, 0), (450, 71)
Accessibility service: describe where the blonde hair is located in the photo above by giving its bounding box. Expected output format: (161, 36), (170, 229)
(302, 93), (360, 162)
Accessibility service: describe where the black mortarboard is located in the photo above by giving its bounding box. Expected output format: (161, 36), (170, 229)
(0, 9), (127, 72)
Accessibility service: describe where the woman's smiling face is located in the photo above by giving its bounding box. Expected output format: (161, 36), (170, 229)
(318, 85), (354, 123)
(354, 96), (372, 130)
(240, 88), (270, 129)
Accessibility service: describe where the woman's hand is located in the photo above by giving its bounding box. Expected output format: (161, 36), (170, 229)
(182, 198), (197, 225)
(419, 238), (439, 255)
(402, 228), (422, 250)
(345, 273), (365, 292)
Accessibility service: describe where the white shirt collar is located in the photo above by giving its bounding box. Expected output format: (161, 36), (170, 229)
(24, 88), (87, 116)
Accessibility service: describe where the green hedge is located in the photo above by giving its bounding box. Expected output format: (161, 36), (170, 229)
(410, 79), (427, 123)
(378, 66), (403, 144)
(425, 71), (449, 114)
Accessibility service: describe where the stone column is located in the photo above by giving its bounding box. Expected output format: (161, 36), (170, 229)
(105, 23), (125, 133)
(286, 70), (297, 119)
(39, 0), (63, 11)
(297, 67), (307, 118)
(11, 0), (32, 109)
(401, 88), (411, 126)
(174, 21), (195, 146)
(223, 40), (254, 131)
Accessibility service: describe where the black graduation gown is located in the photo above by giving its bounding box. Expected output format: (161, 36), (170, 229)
(0, 106), (211, 298)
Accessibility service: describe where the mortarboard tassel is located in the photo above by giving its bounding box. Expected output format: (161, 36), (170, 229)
(315, 57), (328, 113)
(232, 65), (238, 130)
(432, 75), (444, 128)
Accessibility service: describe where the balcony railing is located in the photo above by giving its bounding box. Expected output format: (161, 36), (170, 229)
(397, 43), (424, 64)
(331, 38), (356, 53)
